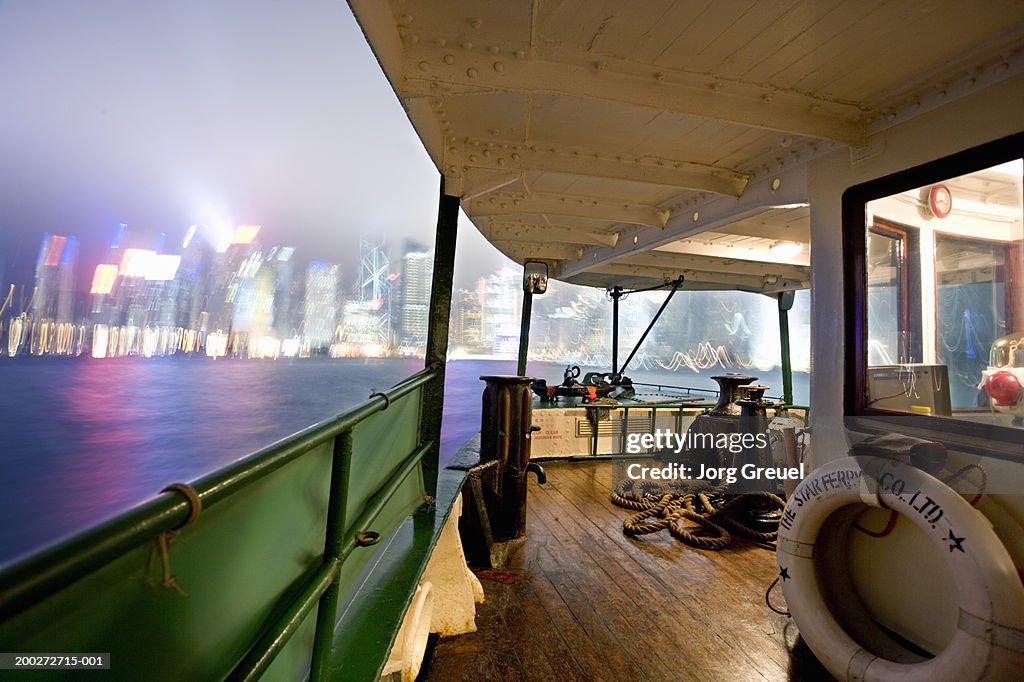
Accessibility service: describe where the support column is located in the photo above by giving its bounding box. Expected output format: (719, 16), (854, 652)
(611, 286), (622, 376)
(516, 290), (532, 376)
(423, 176), (460, 495)
(778, 291), (795, 405)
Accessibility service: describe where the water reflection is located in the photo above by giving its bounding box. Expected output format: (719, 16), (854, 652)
(0, 356), (420, 565)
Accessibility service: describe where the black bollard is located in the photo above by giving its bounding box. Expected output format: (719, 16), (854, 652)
(479, 375), (536, 541)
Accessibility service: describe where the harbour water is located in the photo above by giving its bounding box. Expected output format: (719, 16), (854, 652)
(0, 356), (807, 565)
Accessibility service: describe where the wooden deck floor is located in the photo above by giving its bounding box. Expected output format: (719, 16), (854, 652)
(421, 460), (832, 681)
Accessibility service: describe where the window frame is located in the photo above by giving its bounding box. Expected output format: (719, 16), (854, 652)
(842, 132), (1024, 459)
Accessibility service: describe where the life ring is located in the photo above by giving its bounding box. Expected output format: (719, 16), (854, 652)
(777, 456), (1024, 681)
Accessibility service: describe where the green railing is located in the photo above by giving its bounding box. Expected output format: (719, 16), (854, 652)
(0, 365), (458, 681)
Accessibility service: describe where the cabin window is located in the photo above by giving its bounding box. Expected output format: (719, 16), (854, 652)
(845, 134), (1024, 451)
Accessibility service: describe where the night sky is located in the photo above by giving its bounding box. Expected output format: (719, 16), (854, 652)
(0, 0), (507, 291)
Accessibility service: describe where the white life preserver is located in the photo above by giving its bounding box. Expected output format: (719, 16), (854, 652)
(777, 456), (1024, 681)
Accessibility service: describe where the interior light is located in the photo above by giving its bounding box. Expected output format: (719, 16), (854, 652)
(769, 241), (804, 258)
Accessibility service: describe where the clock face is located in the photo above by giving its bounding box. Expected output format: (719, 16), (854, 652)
(929, 184), (952, 218)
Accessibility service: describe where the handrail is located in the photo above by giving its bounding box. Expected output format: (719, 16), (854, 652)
(0, 365), (440, 621)
(629, 381), (719, 397)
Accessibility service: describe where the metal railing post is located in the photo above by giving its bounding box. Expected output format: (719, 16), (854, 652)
(310, 430), (353, 681)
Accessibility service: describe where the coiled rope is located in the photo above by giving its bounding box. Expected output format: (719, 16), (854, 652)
(611, 478), (786, 551)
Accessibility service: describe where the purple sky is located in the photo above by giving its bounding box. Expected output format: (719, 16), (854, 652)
(0, 0), (509, 289)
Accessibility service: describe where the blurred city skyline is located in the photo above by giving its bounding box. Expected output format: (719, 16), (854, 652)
(0, 0), (510, 293)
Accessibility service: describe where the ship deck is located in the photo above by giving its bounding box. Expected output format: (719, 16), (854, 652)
(422, 459), (831, 681)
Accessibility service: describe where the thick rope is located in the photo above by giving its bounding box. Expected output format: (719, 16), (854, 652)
(611, 478), (785, 551)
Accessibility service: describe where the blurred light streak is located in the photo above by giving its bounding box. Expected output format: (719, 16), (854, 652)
(90, 264), (118, 294)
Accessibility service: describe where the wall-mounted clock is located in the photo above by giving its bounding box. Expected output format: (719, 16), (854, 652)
(928, 184), (952, 218)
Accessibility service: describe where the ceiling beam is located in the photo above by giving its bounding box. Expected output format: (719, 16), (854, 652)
(449, 139), (748, 196)
(485, 221), (619, 247)
(451, 168), (522, 201)
(403, 44), (866, 146)
(466, 191), (669, 227)
(588, 263), (806, 293)
(492, 240), (584, 261)
(618, 251), (809, 282)
(654, 239), (809, 267)
(557, 164), (810, 279)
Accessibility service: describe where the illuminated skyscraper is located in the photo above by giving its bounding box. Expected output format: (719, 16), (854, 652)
(303, 261), (340, 350)
(356, 236), (392, 348)
(397, 240), (432, 353)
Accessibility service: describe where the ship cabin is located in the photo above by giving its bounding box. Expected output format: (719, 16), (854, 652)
(0, 2), (1021, 681)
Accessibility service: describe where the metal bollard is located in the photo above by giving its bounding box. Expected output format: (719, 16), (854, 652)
(479, 375), (536, 541)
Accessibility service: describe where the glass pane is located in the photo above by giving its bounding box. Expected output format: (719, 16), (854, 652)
(865, 158), (1023, 427)
(867, 229), (905, 365)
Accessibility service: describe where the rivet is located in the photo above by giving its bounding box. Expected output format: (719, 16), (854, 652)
(418, 61), (430, 72)
(633, 236), (639, 245)
(482, 149), (491, 158)
(497, 158), (506, 166)
(595, 60), (606, 71)
(654, 72), (665, 81)
(443, 54), (455, 65)
(762, 94), (773, 103)
(709, 81), (720, 91)
(469, 155), (478, 162)
(448, 165), (457, 173)
(469, 17), (483, 29)
(885, 110), (897, 122)
(489, 46), (500, 55)
(494, 61), (504, 72)
(692, 211), (699, 222)
(462, 41), (473, 51)
(467, 67), (478, 78)
(514, 50), (526, 59)
(771, 177), (781, 191)
(429, 82), (438, 89)
(437, 38), (447, 47)
(511, 153), (520, 161)
(779, 136), (791, 148)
